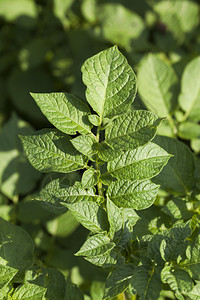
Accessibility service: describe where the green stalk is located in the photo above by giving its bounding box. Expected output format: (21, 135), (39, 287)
(167, 114), (177, 137)
(95, 125), (104, 198)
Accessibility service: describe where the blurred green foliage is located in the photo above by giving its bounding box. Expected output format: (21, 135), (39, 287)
(0, 0), (200, 299)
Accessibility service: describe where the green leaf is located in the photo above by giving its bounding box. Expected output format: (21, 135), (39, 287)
(161, 266), (193, 295)
(25, 267), (66, 300)
(138, 54), (178, 117)
(130, 265), (162, 300)
(71, 134), (97, 159)
(98, 142), (122, 162)
(0, 0), (37, 23)
(106, 198), (139, 241)
(178, 122), (200, 140)
(88, 114), (101, 126)
(187, 282), (200, 300)
(179, 56), (200, 120)
(0, 217), (34, 277)
(46, 211), (79, 238)
(65, 280), (84, 300)
(107, 179), (159, 210)
(31, 92), (92, 135)
(161, 198), (193, 220)
(76, 233), (114, 257)
(0, 264), (18, 289)
(84, 248), (118, 268)
(154, 0), (199, 34)
(98, 3), (147, 51)
(63, 201), (108, 233)
(183, 231), (200, 280)
(106, 142), (171, 181)
(104, 263), (136, 298)
(81, 45), (137, 120)
(37, 178), (103, 214)
(153, 135), (195, 194)
(105, 110), (162, 151)
(20, 129), (87, 173)
(12, 283), (46, 300)
(148, 222), (191, 264)
(0, 113), (40, 200)
(81, 168), (100, 188)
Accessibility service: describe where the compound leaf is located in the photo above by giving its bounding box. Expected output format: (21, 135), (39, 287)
(31, 92), (92, 135)
(106, 142), (171, 181)
(20, 129), (87, 173)
(81, 45), (137, 120)
(107, 179), (159, 210)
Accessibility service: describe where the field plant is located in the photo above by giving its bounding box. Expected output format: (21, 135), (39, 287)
(0, 1), (200, 299)
(16, 46), (200, 299)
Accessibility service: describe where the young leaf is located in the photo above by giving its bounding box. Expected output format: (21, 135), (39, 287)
(138, 54), (178, 117)
(12, 282), (46, 300)
(105, 110), (162, 151)
(70, 134), (97, 159)
(104, 263), (136, 298)
(37, 178), (103, 214)
(106, 198), (139, 241)
(20, 129), (87, 173)
(179, 56), (200, 121)
(81, 45), (137, 121)
(76, 233), (115, 257)
(98, 142), (122, 162)
(106, 142), (171, 181)
(31, 92), (92, 135)
(88, 114), (101, 126)
(106, 180), (159, 210)
(81, 168), (100, 188)
(62, 200), (108, 233)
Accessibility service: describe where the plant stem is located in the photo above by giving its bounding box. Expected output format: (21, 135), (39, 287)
(95, 125), (104, 197)
(167, 114), (177, 137)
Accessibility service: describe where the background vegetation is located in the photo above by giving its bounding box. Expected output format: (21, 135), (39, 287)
(0, 0), (200, 299)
